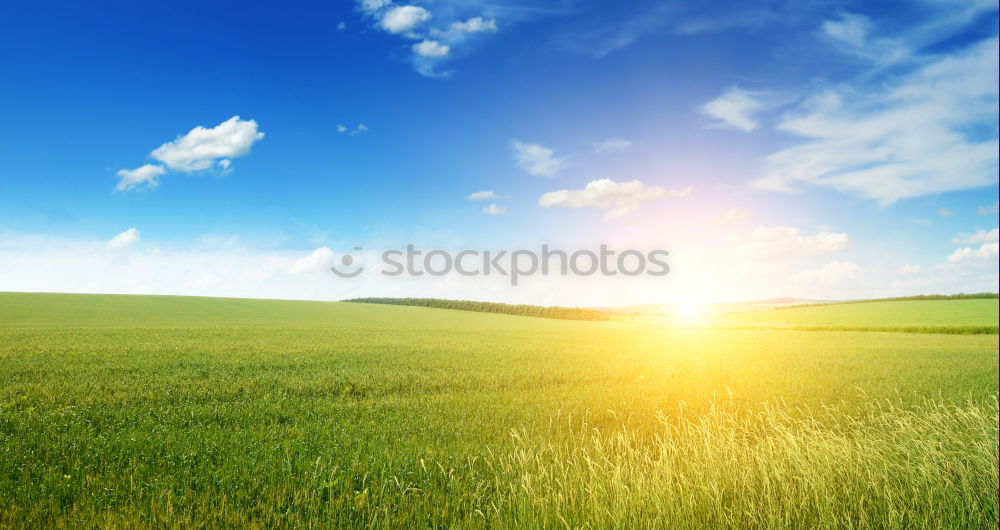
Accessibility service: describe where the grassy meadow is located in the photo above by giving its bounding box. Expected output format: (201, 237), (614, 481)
(0, 292), (997, 527)
(715, 298), (999, 333)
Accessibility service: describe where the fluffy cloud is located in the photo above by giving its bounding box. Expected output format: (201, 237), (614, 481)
(539, 179), (693, 219)
(979, 201), (999, 215)
(467, 190), (503, 201)
(510, 140), (567, 177)
(447, 17), (497, 34)
(481, 204), (506, 215)
(727, 226), (850, 261)
(151, 116), (265, 172)
(947, 242), (999, 265)
(115, 164), (166, 192)
(755, 37), (999, 203)
(412, 39), (450, 57)
(951, 228), (999, 245)
(896, 264), (922, 275)
(289, 247), (335, 275)
(379, 5), (430, 33)
(356, 1), (500, 78)
(593, 138), (633, 154)
(106, 228), (140, 249)
(700, 87), (765, 132)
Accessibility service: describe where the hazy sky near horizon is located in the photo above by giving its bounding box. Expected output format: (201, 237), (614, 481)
(1, 0), (997, 305)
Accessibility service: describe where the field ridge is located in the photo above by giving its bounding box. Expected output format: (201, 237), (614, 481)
(343, 297), (610, 321)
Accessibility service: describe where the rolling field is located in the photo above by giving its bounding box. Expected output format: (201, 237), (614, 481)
(0, 293), (997, 528)
(715, 298), (999, 334)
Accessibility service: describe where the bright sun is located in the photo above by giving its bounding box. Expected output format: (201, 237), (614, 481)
(671, 301), (708, 326)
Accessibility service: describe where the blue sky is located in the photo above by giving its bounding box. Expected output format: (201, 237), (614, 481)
(0, 0), (997, 305)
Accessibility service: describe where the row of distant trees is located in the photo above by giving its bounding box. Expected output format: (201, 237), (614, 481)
(779, 292), (998, 310)
(343, 298), (610, 321)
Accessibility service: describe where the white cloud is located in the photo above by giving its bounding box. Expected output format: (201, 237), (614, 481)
(355, 1), (502, 78)
(711, 207), (752, 224)
(593, 138), (633, 154)
(337, 123), (368, 135)
(951, 228), (999, 245)
(337, 21), (346, 31)
(896, 264), (922, 274)
(510, 140), (567, 177)
(947, 242), (999, 265)
(413, 39), (450, 57)
(0, 229), (988, 307)
(794, 260), (860, 284)
(482, 204), (506, 215)
(822, 12), (872, 48)
(539, 179), (693, 219)
(106, 228), (140, 249)
(979, 201), (999, 215)
(726, 226), (850, 261)
(115, 164), (166, 192)
(448, 17), (497, 34)
(467, 190), (503, 201)
(379, 5), (430, 34)
(700, 87), (765, 132)
(357, 0), (390, 13)
(289, 247), (335, 275)
(820, 12), (908, 63)
(0, 233), (737, 307)
(151, 116), (265, 173)
(938, 208), (952, 217)
(755, 37), (999, 203)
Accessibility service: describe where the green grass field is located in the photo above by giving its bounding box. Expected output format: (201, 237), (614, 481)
(1, 293), (997, 528)
(715, 298), (999, 334)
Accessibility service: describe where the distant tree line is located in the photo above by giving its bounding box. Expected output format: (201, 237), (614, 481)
(778, 292), (998, 310)
(343, 297), (610, 321)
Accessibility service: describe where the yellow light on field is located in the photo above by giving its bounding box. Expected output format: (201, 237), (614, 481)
(671, 301), (708, 326)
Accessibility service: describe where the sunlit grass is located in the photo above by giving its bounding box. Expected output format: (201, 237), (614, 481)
(0, 293), (996, 527)
(669, 300), (710, 326)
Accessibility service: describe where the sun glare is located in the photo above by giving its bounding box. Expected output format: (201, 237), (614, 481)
(671, 301), (709, 326)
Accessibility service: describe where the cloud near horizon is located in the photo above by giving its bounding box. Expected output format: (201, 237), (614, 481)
(106, 228), (141, 248)
(290, 247), (336, 275)
(951, 228), (999, 246)
(726, 226), (850, 262)
(539, 179), (693, 219)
